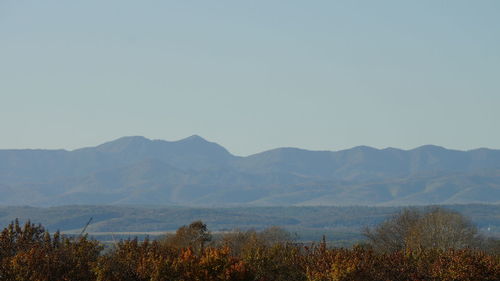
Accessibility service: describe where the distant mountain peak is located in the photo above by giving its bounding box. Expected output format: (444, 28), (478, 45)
(412, 145), (447, 152)
(95, 136), (151, 153)
(116, 135), (150, 143)
(171, 135), (234, 159)
(178, 134), (207, 143)
(349, 145), (378, 152)
(105, 135), (150, 144)
(1, 136), (500, 206)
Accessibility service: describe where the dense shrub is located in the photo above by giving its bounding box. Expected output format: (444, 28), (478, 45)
(0, 219), (102, 281)
(304, 246), (500, 281)
(94, 239), (252, 281)
(363, 207), (480, 252)
(0, 220), (498, 281)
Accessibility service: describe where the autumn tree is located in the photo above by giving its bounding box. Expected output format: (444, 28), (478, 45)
(219, 226), (294, 256)
(0, 219), (101, 281)
(363, 207), (480, 252)
(161, 220), (212, 253)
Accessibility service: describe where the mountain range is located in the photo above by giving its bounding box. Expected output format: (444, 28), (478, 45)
(1, 135), (499, 206)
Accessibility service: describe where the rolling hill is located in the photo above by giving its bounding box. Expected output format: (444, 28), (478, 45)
(1, 136), (499, 206)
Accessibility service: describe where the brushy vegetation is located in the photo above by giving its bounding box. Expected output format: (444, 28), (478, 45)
(0, 215), (499, 281)
(1, 204), (499, 240)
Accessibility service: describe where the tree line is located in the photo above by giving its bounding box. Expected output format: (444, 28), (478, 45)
(0, 207), (498, 280)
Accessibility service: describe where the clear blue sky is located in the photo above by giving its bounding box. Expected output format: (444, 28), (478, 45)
(1, 0), (499, 156)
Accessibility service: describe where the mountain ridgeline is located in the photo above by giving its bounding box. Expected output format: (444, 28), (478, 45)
(1, 136), (499, 206)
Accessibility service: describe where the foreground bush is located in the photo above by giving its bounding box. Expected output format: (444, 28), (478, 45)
(363, 207), (480, 252)
(0, 220), (498, 281)
(0, 219), (102, 281)
(94, 238), (252, 281)
(304, 246), (499, 281)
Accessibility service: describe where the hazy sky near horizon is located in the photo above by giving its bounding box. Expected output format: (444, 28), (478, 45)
(1, 0), (499, 156)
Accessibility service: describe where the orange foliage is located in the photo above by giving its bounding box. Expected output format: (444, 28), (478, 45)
(0, 220), (499, 281)
(0, 220), (101, 281)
